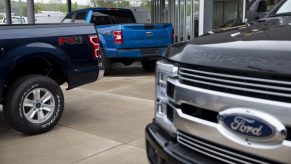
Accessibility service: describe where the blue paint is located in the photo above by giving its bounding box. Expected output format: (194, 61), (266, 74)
(222, 115), (275, 138)
(65, 8), (173, 60)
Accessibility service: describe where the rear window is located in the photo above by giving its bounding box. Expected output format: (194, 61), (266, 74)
(90, 10), (136, 25)
(75, 12), (86, 23)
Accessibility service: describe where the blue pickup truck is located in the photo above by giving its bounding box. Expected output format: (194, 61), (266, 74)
(0, 24), (103, 134)
(62, 8), (174, 73)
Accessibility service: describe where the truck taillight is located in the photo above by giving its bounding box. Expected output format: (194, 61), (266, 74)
(113, 31), (123, 44)
(88, 35), (100, 59)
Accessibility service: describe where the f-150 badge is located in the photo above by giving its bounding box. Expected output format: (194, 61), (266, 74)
(217, 108), (287, 149)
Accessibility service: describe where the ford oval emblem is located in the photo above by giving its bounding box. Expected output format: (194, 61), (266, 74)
(217, 108), (287, 149)
(145, 32), (153, 37)
(222, 115), (274, 138)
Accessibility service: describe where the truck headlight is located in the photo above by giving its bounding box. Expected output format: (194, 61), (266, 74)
(156, 61), (178, 99)
(155, 60), (178, 134)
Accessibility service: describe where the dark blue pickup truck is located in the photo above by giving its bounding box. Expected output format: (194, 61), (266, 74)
(62, 8), (174, 73)
(0, 24), (104, 134)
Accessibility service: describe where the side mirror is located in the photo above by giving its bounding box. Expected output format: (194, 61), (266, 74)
(256, 12), (268, 20)
(243, 18), (251, 27)
(207, 31), (215, 35)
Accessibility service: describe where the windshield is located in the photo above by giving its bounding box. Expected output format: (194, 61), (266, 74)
(247, 0), (257, 10)
(276, 0), (291, 14)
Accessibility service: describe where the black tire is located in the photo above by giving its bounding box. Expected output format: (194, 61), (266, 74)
(141, 59), (157, 72)
(3, 75), (64, 135)
(100, 49), (112, 75)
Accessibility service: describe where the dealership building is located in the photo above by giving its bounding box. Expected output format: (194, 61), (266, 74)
(151, 0), (281, 42)
(3, 0), (281, 43)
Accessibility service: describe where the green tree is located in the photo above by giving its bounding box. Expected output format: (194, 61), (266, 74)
(72, 2), (78, 11)
(140, 0), (151, 10)
(91, 0), (130, 8)
(35, 3), (45, 13)
(99, 1), (115, 8)
(114, 1), (130, 8)
(22, 4), (27, 16)
(0, 0), (5, 13)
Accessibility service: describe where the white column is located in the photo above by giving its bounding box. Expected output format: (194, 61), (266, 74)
(183, 0), (187, 41)
(242, 0), (246, 22)
(177, 0), (181, 42)
(198, 0), (204, 36)
(199, 0), (213, 36)
(27, 0), (35, 24)
(19, 0), (23, 24)
(190, 0), (194, 39)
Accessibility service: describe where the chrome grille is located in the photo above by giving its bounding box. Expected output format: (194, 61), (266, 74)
(178, 67), (291, 103)
(177, 131), (273, 164)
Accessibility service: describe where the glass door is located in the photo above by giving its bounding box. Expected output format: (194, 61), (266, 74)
(213, 0), (243, 28)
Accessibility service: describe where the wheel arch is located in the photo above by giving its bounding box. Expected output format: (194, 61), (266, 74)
(2, 53), (68, 103)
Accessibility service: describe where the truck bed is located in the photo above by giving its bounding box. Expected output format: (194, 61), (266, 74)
(0, 23), (100, 89)
(0, 24), (96, 40)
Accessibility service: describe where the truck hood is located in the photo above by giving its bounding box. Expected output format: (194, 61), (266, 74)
(166, 24), (291, 76)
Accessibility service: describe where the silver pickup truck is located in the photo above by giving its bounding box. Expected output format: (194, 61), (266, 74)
(145, 1), (291, 163)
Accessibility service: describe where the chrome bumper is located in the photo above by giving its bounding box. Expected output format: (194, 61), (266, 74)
(167, 78), (291, 163)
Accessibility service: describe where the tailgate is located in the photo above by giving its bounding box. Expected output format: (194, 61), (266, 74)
(122, 23), (173, 49)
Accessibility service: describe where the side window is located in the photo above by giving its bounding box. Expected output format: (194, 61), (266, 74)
(63, 13), (74, 23)
(257, 1), (268, 12)
(75, 12), (86, 23)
